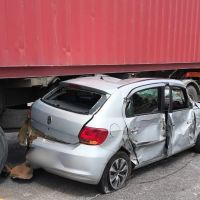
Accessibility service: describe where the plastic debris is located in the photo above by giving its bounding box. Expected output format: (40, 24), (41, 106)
(9, 162), (33, 180)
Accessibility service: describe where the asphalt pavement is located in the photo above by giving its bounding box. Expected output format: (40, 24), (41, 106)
(1, 132), (200, 200)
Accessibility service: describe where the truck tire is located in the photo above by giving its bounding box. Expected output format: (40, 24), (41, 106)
(187, 85), (199, 102)
(0, 127), (8, 174)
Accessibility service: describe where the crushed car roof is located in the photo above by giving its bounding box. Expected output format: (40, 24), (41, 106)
(64, 75), (184, 94)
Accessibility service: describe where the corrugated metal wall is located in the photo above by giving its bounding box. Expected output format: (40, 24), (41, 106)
(0, 0), (200, 77)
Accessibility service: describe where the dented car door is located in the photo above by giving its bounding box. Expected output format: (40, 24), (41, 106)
(167, 86), (196, 155)
(124, 84), (166, 164)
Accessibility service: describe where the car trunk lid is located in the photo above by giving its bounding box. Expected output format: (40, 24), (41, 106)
(31, 84), (108, 144)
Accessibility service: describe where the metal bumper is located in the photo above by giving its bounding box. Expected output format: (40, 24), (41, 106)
(26, 137), (112, 185)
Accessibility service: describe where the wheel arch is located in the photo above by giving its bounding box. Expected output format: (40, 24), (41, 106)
(118, 146), (138, 166)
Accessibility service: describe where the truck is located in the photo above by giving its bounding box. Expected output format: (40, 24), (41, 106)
(1, 0), (200, 174)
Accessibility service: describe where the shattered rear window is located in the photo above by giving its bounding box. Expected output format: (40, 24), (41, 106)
(42, 84), (108, 114)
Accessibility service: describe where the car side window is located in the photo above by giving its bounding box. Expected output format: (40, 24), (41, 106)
(172, 87), (188, 111)
(126, 87), (161, 117)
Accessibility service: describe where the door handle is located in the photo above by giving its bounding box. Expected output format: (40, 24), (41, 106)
(130, 128), (139, 134)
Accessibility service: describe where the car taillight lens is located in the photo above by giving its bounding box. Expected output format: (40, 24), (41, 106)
(79, 126), (109, 145)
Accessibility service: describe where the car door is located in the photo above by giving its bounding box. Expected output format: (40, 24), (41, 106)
(124, 84), (167, 164)
(167, 86), (196, 155)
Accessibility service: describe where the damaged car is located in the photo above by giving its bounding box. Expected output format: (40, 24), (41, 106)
(24, 76), (200, 193)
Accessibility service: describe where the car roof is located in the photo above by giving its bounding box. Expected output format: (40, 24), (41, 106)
(63, 75), (184, 94)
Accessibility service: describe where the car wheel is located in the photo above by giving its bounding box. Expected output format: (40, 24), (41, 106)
(0, 127), (8, 174)
(98, 151), (131, 194)
(193, 133), (200, 153)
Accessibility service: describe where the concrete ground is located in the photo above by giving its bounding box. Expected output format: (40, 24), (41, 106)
(1, 132), (200, 200)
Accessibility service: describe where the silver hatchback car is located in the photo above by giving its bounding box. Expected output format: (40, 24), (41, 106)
(27, 76), (200, 193)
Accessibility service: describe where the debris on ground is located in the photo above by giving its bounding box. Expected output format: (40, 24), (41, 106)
(1, 163), (33, 180)
(0, 165), (11, 177)
(18, 119), (44, 146)
(9, 162), (33, 180)
(1, 119), (42, 181)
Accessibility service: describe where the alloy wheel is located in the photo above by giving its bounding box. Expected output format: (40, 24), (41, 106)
(109, 158), (128, 190)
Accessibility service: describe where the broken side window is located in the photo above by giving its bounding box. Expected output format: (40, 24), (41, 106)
(172, 87), (188, 111)
(126, 87), (162, 117)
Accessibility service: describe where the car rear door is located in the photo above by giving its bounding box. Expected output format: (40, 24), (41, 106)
(167, 86), (196, 155)
(123, 83), (167, 164)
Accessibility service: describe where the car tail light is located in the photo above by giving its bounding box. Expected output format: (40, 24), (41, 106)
(79, 126), (109, 145)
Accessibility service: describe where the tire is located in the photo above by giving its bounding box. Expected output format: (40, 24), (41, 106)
(0, 127), (8, 174)
(193, 133), (200, 153)
(187, 85), (199, 102)
(98, 151), (131, 194)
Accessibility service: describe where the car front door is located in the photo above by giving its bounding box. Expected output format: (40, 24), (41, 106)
(167, 86), (196, 155)
(124, 84), (167, 164)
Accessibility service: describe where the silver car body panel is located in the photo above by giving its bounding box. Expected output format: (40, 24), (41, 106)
(167, 109), (195, 155)
(65, 76), (120, 94)
(27, 77), (200, 185)
(31, 100), (93, 144)
(28, 137), (112, 184)
(166, 83), (200, 156)
(122, 83), (167, 164)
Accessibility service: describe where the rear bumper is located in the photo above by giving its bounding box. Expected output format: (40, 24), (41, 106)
(26, 137), (113, 184)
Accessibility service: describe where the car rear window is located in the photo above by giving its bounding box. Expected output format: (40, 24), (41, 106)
(42, 84), (108, 114)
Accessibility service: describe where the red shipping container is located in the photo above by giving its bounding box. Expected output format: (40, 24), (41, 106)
(0, 0), (200, 78)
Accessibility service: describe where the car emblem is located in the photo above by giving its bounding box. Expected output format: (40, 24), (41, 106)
(47, 116), (52, 125)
